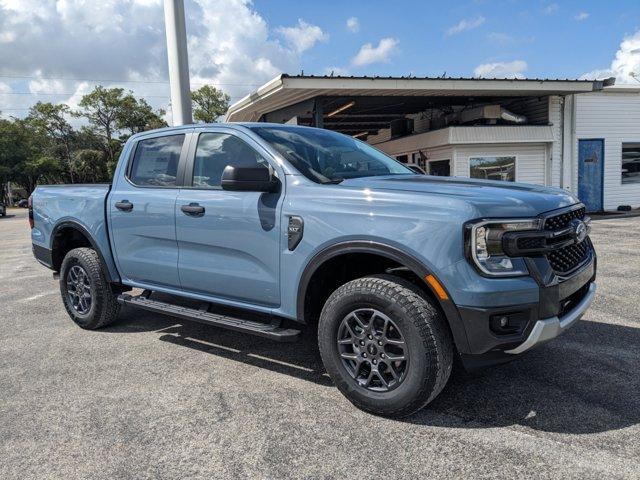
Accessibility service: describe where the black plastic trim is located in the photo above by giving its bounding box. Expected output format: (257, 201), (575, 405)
(296, 241), (471, 353)
(32, 244), (53, 268)
(119, 293), (301, 342)
(457, 303), (540, 354)
(457, 254), (596, 356)
(287, 216), (304, 251)
(50, 220), (119, 284)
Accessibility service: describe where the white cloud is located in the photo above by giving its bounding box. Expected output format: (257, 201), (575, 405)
(446, 16), (485, 36)
(0, 82), (11, 94)
(0, 0), (327, 121)
(351, 37), (399, 66)
(574, 12), (589, 21)
(346, 17), (359, 33)
(276, 18), (328, 54)
(486, 32), (512, 44)
(581, 30), (640, 84)
(474, 60), (528, 79)
(543, 3), (559, 15)
(28, 78), (69, 95)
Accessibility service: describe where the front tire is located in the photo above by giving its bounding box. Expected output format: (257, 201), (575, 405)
(59, 247), (120, 329)
(318, 275), (453, 417)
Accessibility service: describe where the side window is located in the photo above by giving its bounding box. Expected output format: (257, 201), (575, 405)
(192, 133), (269, 188)
(129, 134), (185, 186)
(622, 142), (640, 184)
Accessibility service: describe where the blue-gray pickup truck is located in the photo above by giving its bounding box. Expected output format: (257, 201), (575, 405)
(30, 123), (597, 417)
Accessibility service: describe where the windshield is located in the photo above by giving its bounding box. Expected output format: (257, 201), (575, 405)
(248, 125), (413, 183)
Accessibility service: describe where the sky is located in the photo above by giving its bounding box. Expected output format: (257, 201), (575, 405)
(0, 0), (639, 125)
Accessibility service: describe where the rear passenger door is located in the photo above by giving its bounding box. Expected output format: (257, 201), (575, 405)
(175, 128), (283, 307)
(109, 131), (191, 288)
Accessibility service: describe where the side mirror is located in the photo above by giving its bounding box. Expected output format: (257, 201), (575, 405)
(221, 165), (279, 193)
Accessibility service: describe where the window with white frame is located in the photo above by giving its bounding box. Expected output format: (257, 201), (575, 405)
(622, 143), (640, 184)
(470, 156), (516, 182)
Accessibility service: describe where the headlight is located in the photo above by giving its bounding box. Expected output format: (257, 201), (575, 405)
(467, 219), (541, 276)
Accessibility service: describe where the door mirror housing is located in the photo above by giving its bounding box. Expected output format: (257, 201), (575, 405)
(221, 165), (279, 193)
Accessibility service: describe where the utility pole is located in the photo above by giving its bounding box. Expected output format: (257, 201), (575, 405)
(164, 0), (192, 125)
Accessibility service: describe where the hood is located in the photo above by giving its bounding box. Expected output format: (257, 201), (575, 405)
(340, 174), (579, 218)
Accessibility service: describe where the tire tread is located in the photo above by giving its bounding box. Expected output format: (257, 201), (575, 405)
(318, 274), (453, 417)
(60, 247), (120, 329)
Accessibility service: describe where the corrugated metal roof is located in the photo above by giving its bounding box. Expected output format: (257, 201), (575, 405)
(282, 73), (611, 83)
(226, 74), (611, 122)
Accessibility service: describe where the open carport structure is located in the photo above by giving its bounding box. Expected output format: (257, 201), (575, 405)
(227, 75), (640, 213)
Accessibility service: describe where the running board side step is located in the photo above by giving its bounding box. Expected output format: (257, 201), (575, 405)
(117, 293), (301, 342)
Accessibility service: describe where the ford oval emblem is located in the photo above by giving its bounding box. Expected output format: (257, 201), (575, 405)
(572, 219), (587, 243)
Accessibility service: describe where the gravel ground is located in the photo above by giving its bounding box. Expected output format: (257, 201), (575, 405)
(1, 208), (639, 479)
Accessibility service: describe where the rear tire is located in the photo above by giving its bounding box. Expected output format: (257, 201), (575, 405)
(59, 247), (120, 329)
(318, 274), (453, 417)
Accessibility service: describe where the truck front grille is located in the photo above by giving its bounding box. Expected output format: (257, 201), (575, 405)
(543, 206), (591, 275)
(547, 239), (591, 274)
(543, 206), (586, 231)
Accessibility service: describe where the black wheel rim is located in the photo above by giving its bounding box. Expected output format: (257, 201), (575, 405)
(66, 265), (92, 315)
(337, 308), (408, 392)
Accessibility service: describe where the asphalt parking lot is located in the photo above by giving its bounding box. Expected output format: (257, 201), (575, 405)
(1, 208), (639, 479)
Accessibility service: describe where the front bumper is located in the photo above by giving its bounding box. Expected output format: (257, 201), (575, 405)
(504, 282), (596, 354)
(453, 247), (596, 368)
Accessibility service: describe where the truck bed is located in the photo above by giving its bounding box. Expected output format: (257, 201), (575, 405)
(30, 184), (119, 280)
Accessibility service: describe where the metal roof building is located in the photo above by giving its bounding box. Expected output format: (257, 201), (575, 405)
(227, 74), (640, 212)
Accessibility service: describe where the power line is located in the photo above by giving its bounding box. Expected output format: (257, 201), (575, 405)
(0, 73), (262, 87)
(0, 92), (171, 98)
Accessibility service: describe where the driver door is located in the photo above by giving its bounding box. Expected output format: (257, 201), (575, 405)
(175, 129), (283, 307)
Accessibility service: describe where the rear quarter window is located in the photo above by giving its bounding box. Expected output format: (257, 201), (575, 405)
(128, 134), (185, 186)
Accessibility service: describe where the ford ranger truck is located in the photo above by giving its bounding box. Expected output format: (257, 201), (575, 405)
(30, 123), (597, 417)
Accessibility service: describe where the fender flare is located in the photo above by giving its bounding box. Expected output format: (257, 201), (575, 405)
(296, 241), (470, 353)
(51, 220), (119, 284)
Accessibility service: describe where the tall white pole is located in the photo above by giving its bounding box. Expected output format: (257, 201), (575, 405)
(164, 0), (192, 125)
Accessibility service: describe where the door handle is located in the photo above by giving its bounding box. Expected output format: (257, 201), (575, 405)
(115, 200), (133, 212)
(181, 203), (205, 216)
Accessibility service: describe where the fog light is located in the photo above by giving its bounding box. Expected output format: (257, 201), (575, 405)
(490, 312), (527, 335)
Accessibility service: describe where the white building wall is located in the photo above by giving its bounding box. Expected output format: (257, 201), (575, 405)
(574, 90), (640, 210)
(453, 143), (547, 185)
(426, 146), (453, 163)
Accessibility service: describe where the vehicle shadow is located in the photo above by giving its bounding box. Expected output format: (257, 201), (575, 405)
(107, 301), (332, 387)
(408, 319), (640, 434)
(0, 214), (16, 219)
(106, 303), (639, 434)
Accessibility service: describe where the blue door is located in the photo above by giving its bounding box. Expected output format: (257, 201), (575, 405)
(578, 139), (604, 212)
(175, 129), (283, 307)
(109, 132), (190, 288)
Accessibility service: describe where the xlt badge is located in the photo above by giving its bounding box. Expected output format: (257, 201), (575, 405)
(287, 216), (304, 250)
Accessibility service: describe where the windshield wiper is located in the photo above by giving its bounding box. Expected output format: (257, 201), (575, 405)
(321, 178), (344, 184)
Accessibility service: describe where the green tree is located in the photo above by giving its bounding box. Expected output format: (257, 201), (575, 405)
(75, 86), (126, 166)
(26, 102), (75, 182)
(71, 149), (108, 183)
(76, 86), (167, 168)
(116, 94), (167, 137)
(0, 118), (53, 197)
(190, 85), (230, 123)
(0, 87), (170, 197)
(21, 155), (63, 191)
